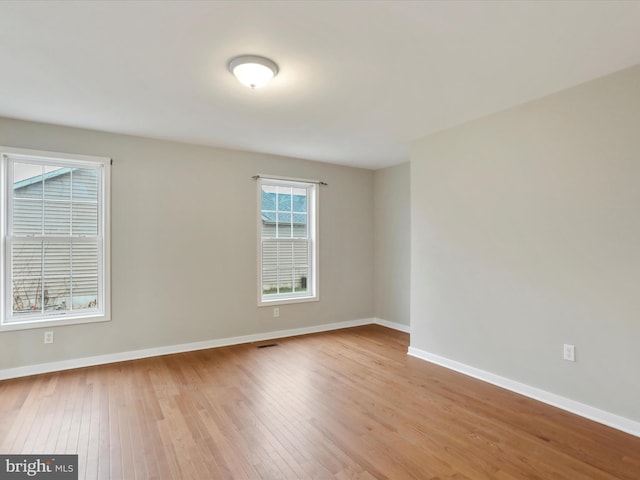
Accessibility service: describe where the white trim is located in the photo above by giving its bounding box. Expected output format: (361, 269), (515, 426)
(0, 314), (108, 332)
(259, 295), (320, 307)
(0, 318), (375, 381)
(372, 317), (410, 333)
(407, 346), (640, 439)
(3, 318), (637, 439)
(0, 318), (408, 380)
(0, 146), (110, 165)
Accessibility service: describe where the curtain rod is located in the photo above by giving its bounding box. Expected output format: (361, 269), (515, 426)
(251, 175), (328, 186)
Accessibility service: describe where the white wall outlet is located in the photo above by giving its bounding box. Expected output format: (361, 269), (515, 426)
(273, 307), (279, 318)
(563, 344), (575, 362)
(44, 331), (54, 344)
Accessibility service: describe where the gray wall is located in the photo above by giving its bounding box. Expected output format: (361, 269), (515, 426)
(373, 162), (410, 326)
(410, 64), (640, 422)
(0, 117), (374, 369)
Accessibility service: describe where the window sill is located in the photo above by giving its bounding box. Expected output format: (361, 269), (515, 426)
(0, 313), (110, 332)
(258, 295), (319, 307)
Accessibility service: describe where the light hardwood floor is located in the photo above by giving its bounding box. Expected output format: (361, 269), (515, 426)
(1, 325), (639, 479)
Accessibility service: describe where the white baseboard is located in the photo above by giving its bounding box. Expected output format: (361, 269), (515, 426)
(372, 317), (410, 333)
(0, 318), (374, 381)
(7, 321), (636, 439)
(407, 346), (640, 439)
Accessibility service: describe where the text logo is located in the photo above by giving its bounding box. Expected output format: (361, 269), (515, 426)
(0, 455), (77, 479)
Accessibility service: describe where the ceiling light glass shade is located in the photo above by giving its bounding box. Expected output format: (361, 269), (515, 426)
(228, 55), (279, 89)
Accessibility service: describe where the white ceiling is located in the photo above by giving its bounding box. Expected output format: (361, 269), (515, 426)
(1, 1), (640, 170)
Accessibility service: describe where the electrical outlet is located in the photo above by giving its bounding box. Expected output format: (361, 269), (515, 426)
(44, 331), (54, 344)
(273, 307), (279, 318)
(563, 344), (575, 362)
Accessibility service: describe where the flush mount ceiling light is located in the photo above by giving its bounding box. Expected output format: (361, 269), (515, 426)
(228, 55), (279, 89)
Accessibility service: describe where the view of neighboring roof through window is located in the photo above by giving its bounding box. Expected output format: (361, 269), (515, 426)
(258, 178), (318, 305)
(0, 147), (111, 331)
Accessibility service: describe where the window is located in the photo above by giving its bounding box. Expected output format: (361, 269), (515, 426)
(258, 177), (318, 305)
(0, 147), (110, 331)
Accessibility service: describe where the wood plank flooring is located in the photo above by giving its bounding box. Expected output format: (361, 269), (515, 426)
(1, 325), (639, 479)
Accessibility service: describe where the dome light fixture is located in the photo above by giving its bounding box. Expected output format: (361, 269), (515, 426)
(228, 55), (279, 89)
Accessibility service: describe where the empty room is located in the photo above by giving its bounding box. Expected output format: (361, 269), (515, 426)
(1, 1), (639, 479)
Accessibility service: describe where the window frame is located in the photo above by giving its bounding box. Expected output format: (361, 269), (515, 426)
(257, 176), (319, 306)
(0, 146), (111, 331)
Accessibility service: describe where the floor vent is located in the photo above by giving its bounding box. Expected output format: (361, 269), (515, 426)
(257, 343), (279, 349)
